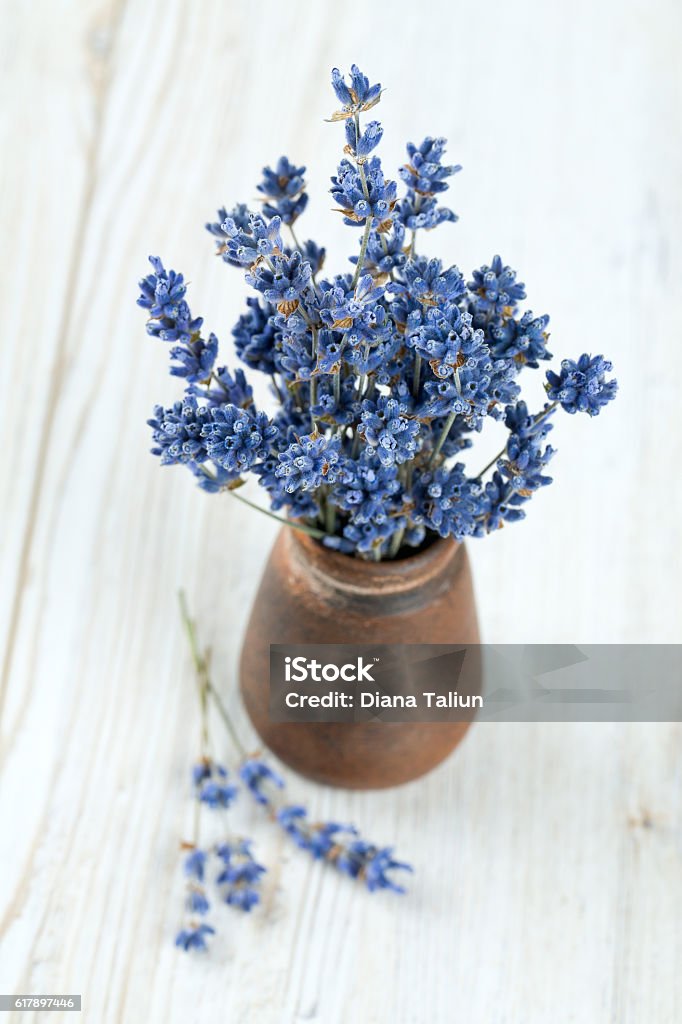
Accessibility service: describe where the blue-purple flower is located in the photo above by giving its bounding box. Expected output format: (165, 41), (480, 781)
(345, 118), (383, 158)
(175, 923), (215, 952)
(198, 780), (238, 810)
(239, 759), (284, 806)
(275, 801), (413, 892)
(333, 454), (402, 525)
(335, 842), (413, 893)
(275, 432), (342, 493)
(546, 354), (618, 415)
(301, 239), (326, 275)
(166, 332), (217, 383)
(219, 213), (283, 267)
(413, 464), (483, 540)
(246, 250), (312, 310)
(215, 840), (266, 912)
(330, 64), (382, 117)
(500, 401), (555, 491)
(277, 806), (355, 857)
(138, 257), (203, 342)
(318, 273), (385, 329)
(399, 137), (461, 196)
(148, 397), (210, 466)
(206, 203), (253, 266)
(138, 257), (219, 383)
(389, 256), (466, 307)
(352, 221), (407, 275)
(409, 304), (486, 380)
(257, 156), (308, 225)
(422, 366), (492, 425)
(330, 157), (397, 225)
(489, 311), (552, 367)
(232, 298), (280, 375)
(190, 759), (240, 809)
(184, 848), (208, 882)
(185, 888), (210, 915)
(202, 406), (278, 476)
(312, 373), (361, 427)
(468, 255), (526, 316)
(358, 396), (420, 466)
(396, 192), (457, 231)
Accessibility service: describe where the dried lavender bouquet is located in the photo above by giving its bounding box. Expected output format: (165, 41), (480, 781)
(139, 64), (617, 560)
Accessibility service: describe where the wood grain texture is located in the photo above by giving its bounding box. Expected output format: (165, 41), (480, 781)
(1, 0), (681, 1021)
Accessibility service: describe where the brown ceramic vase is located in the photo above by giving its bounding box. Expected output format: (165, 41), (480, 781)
(239, 528), (480, 789)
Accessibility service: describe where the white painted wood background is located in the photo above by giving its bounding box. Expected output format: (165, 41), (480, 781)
(1, 1), (681, 1021)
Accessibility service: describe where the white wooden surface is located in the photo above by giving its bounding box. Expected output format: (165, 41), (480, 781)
(2, 1), (681, 1021)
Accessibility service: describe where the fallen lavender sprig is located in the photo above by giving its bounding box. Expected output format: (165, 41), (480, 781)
(237, 756), (412, 892)
(175, 761), (267, 954)
(217, 689), (412, 893)
(175, 844), (214, 952)
(179, 593), (413, 902)
(174, 597), (266, 953)
(282, 812), (410, 893)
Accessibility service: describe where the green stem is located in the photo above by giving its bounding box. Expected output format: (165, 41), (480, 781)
(412, 353), (421, 398)
(289, 222), (301, 251)
(178, 589), (210, 824)
(178, 590), (248, 761)
(270, 373), (284, 404)
(388, 525), (405, 559)
(228, 488), (327, 539)
(325, 493), (336, 535)
(178, 591), (207, 693)
(474, 450), (502, 481)
(429, 408), (458, 467)
(379, 231), (396, 282)
(354, 114), (370, 199)
(206, 681), (248, 761)
(309, 376), (318, 429)
(310, 328), (319, 431)
(296, 304), (314, 328)
(409, 196), (422, 257)
(351, 216), (373, 289)
(355, 343), (372, 402)
(474, 400), (559, 479)
(349, 112), (375, 293)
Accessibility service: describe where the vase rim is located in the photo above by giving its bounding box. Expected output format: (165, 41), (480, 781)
(288, 529), (461, 596)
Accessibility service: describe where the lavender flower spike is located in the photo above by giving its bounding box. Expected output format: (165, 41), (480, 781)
(215, 840), (266, 912)
(239, 758), (285, 806)
(546, 354), (618, 416)
(276, 804), (413, 894)
(175, 923), (215, 952)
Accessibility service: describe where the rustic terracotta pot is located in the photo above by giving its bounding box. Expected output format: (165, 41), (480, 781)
(239, 528), (480, 789)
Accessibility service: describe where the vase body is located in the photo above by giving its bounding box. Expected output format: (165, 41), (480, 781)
(239, 529), (480, 789)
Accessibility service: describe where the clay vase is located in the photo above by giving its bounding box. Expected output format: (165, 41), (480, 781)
(239, 528), (480, 789)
